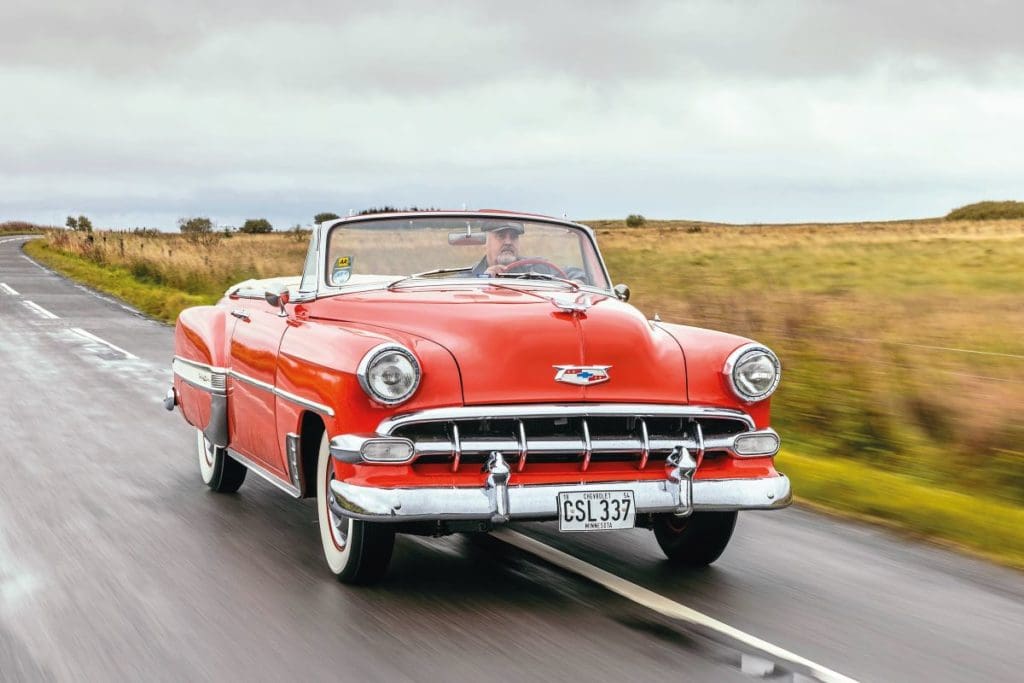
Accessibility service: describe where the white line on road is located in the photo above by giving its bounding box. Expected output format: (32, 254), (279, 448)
(491, 528), (858, 683)
(71, 327), (139, 360)
(21, 300), (59, 319)
(20, 255), (49, 271)
(0, 283), (18, 295)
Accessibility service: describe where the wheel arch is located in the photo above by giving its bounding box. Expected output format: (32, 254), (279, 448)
(299, 411), (326, 498)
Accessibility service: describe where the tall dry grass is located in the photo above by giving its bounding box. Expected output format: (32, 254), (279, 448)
(37, 218), (1024, 505)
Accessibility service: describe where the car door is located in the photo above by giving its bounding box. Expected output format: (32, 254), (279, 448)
(226, 298), (291, 476)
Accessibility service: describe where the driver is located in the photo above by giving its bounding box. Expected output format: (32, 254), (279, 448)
(471, 221), (524, 276)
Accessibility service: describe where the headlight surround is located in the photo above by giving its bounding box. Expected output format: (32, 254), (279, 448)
(724, 344), (781, 403)
(357, 343), (421, 405)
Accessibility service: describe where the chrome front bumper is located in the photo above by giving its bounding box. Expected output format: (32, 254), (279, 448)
(330, 464), (792, 524)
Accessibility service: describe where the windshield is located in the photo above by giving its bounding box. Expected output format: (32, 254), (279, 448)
(323, 216), (610, 290)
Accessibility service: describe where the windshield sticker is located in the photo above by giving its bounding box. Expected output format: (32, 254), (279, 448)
(332, 256), (353, 285)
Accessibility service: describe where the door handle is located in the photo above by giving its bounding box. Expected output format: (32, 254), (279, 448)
(231, 308), (251, 322)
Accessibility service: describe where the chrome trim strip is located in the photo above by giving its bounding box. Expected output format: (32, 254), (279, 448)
(331, 428), (779, 464)
(451, 422), (462, 473)
(580, 418), (592, 471)
(638, 418), (650, 470)
(516, 420), (528, 473)
(226, 369), (336, 417)
(226, 447), (301, 498)
(330, 474), (792, 522)
(378, 404), (756, 434)
(172, 356), (227, 395)
(275, 387), (336, 418)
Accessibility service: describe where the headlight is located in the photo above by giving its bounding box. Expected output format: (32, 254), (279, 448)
(357, 344), (421, 405)
(724, 344), (781, 402)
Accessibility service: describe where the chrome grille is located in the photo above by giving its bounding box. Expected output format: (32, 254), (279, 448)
(382, 405), (752, 473)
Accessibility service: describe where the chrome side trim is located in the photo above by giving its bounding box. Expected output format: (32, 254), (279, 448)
(227, 369), (336, 417)
(226, 447), (301, 498)
(330, 474), (791, 523)
(378, 404), (756, 434)
(172, 357), (227, 395)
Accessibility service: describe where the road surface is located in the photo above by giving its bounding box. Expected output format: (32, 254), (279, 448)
(1, 236), (1022, 682)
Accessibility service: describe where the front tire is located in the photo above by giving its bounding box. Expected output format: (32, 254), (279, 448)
(196, 429), (247, 493)
(652, 511), (737, 567)
(316, 432), (395, 584)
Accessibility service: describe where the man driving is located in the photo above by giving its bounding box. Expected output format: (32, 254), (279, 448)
(471, 221), (524, 276)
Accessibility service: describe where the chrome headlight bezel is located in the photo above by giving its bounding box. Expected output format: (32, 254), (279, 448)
(724, 343), (781, 403)
(357, 343), (422, 406)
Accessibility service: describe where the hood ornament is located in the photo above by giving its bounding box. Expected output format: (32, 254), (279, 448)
(551, 292), (594, 313)
(554, 365), (611, 385)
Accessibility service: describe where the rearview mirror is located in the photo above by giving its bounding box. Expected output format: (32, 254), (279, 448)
(614, 284), (630, 302)
(448, 230), (486, 246)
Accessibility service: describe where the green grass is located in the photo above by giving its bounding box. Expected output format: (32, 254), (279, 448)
(947, 200), (1024, 221)
(780, 449), (1024, 569)
(24, 219), (1024, 570)
(24, 240), (216, 322)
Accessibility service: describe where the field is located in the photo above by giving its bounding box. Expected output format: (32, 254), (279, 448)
(24, 217), (1024, 566)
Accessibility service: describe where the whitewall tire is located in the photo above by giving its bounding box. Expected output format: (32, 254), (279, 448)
(316, 432), (395, 583)
(195, 429), (247, 493)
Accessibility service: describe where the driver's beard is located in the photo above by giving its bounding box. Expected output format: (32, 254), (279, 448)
(496, 250), (518, 266)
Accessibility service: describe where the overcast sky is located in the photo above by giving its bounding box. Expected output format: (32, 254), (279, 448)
(2, 0), (1022, 229)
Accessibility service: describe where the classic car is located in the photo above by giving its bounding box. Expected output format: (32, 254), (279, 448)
(166, 210), (790, 583)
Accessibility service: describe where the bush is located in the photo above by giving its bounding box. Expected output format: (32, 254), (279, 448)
(625, 214), (647, 227)
(314, 212), (340, 223)
(239, 218), (273, 234)
(946, 201), (1024, 221)
(178, 216), (217, 245)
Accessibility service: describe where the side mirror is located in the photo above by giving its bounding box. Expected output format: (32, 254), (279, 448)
(614, 283), (630, 302)
(265, 286), (290, 316)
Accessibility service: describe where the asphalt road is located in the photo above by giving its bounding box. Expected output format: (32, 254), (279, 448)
(1, 235), (1022, 682)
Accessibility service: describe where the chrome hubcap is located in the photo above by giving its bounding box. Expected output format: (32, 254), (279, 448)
(202, 438), (216, 468)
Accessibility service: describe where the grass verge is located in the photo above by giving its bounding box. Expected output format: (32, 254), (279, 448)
(779, 449), (1024, 570)
(23, 234), (1024, 570)
(23, 240), (216, 323)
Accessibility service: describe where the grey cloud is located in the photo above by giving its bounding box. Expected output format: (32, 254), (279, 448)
(3, 1), (1023, 89)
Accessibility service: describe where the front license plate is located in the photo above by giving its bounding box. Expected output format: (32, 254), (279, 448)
(557, 490), (636, 532)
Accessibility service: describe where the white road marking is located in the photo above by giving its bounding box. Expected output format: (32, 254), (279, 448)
(21, 300), (59, 319)
(72, 283), (144, 316)
(0, 283), (18, 295)
(70, 327), (139, 360)
(20, 255), (49, 271)
(491, 528), (858, 683)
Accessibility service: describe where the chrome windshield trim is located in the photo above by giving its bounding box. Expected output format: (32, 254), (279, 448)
(315, 212), (613, 299)
(377, 404), (756, 434)
(227, 369), (336, 417)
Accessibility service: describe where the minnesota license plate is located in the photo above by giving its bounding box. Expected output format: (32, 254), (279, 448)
(557, 490), (636, 532)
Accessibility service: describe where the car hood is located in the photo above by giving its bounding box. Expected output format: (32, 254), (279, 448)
(310, 286), (688, 405)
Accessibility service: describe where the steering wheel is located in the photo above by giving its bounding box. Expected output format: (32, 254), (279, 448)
(498, 258), (569, 278)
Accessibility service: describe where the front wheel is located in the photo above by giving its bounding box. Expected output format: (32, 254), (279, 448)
(196, 429), (247, 493)
(316, 433), (395, 584)
(652, 511), (737, 567)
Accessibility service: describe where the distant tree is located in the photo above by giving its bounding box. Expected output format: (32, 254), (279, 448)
(66, 216), (78, 230)
(239, 218), (273, 234)
(178, 216), (216, 244)
(288, 223), (310, 242)
(625, 214), (646, 228)
(77, 215), (93, 232)
(314, 212), (340, 224)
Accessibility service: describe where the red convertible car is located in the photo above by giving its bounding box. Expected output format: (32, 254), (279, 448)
(167, 211), (789, 583)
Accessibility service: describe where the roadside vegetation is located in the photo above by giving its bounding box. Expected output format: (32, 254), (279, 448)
(0, 220), (48, 235)
(21, 209), (1024, 568)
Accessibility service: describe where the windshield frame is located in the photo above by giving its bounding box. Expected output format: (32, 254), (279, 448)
(310, 212), (615, 299)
